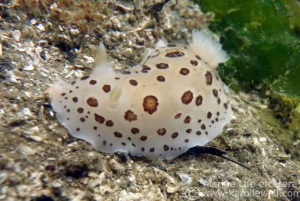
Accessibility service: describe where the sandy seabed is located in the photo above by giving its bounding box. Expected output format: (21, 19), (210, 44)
(0, 0), (300, 200)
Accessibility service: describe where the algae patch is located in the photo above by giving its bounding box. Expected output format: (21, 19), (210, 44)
(195, 0), (300, 98)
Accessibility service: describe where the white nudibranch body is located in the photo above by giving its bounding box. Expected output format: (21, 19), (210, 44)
(49, 30), (232, 160)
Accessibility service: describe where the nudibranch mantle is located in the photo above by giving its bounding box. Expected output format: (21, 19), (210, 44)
(49, 30), (232, 160)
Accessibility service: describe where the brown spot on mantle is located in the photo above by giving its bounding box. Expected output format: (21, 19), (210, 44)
(181, 90), (193, 105)
(143, 95), (159, 114)
(87, 97), (98, 107)
(124, 110), (137, 122)
(165, 51), (185, 57)
(205, 71), (213, 85)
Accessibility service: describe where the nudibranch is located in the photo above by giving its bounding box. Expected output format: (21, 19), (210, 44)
(49, 30), (232, 160)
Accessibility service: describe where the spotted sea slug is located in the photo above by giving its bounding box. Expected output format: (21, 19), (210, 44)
(49, 30), (232, 160)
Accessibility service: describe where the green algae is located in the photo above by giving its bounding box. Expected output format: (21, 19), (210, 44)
(191, 0), (300, 158)
(194, 0), (300, 98)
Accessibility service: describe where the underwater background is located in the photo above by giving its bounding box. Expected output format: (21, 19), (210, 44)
(1, 0), (300, 200)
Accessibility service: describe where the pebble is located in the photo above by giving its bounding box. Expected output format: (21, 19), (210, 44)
(11, 30), (21, 41)
(198, 178), (206, 186)
(23, 108), (32, 116)
(22, 64), (34, 71)
(259, 137), (267, 142)
(70, 28), (80, 35)
(48, 123), (58, 129)
(29, 135), (42, 142)
(30, 19), (38, 25)
(277, 153), (291, 161)
(36, 24), (45, 32)
(52, 179), (63, 188)
(179, 173), (192, 184)
(18, 145), (37, 155)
